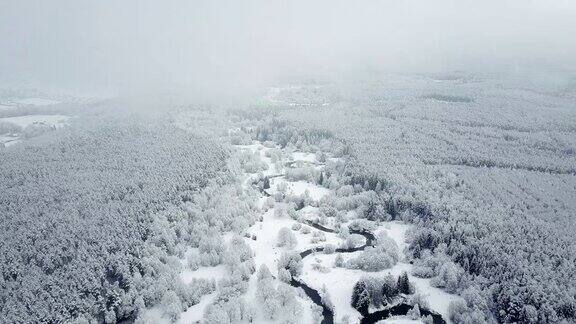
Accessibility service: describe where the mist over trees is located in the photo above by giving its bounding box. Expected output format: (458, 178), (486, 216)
(0, 1), (575, 323)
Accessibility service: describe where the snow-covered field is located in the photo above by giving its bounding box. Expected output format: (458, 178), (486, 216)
(12, 97), (61, 106)
(0, 114), (70, 147)
(0, 114), (69, 128)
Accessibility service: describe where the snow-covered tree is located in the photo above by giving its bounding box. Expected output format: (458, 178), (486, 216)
(277, 227), (298, 249)
(277, 252), (303, 277)
(351, 280), (370, 315)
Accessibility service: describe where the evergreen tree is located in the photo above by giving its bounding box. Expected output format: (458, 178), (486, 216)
(381, 274), (398, 305)
(351, 280), (370, 315)
(397, 272), (411, 295)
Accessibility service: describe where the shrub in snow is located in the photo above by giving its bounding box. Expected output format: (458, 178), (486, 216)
(316, 151), (327, 163)
(277, 181), (288, 193)
(263, 197), (275, 211)
(323, 243), (336, 254)
(274, 191), (285, 202)
(277, 227), (298, 249)
(338, 225), (350, 238)
(187, 249), (201, 270)
(257, 264), (273, 281)
(334, 254), (344, 267)
(310, 230), (326, 244)
(300, 225), (311, 234)
(274, 204), (288, 218)
(349, 219), (376, 233)
(160, 291), (182, 322)
(409, 293), (430, 309)
(278, 268), (292, 283)
(287, 204), (299, 219)
(291, 222), (302, 231)
(320, 205), (338, 218)
(311, 262), (330, 273)
(346, 245), (397, 271)
(277, 251), (303, 277)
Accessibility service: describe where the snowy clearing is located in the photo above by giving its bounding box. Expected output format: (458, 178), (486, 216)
(0, 114), (70, 128)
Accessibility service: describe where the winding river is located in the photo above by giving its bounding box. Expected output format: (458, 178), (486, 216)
(253, 174), (446, 324)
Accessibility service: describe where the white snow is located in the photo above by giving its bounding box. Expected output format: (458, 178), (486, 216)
(300, 252), (365, 323)
(0, 135), (20, 147)
(292, 151), (317, 163)
(268, 177), (330, 201)
(181, 265), (227, 284)
(176, 292), (216, 324)
(13, 98), (60, 106)
(0, 114), (70, 129)
(176, 136), (462, 324)
(378, 317), (424, 324)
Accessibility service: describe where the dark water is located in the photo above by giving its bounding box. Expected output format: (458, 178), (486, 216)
(255, 174), (446, 324)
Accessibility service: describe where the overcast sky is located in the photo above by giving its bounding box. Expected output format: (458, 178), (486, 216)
(1, 0), (575, 93)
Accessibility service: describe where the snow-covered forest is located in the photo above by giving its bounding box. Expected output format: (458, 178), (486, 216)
(1, 1), (576, 324)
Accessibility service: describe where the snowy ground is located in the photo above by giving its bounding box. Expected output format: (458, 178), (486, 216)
(378, 317), (424, 324)
(0, 114), (70, 147)
(11, 98), (61, 106)
(0, 114), (70, 128)
(169, 138), (460, 324)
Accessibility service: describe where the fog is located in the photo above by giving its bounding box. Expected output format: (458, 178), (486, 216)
(1, 0), (575, 95)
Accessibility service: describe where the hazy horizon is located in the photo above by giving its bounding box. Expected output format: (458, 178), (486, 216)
(1, 0), (575, 96)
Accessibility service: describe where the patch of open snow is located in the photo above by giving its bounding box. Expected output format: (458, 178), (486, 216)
(176, 292), (216, 324)
(268, 177), (330, 201)
(380, 222), (411, 257)
(300, 252), (365, 323)
(14, 98), (60, 106)
(292, 151), (317, 163)
(378, 316), (424, 323)
(0, 114), (70, 129)
(181, 265), (227, 284)
(0, 135), (20, 147)
(245, 207), (342, 273)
